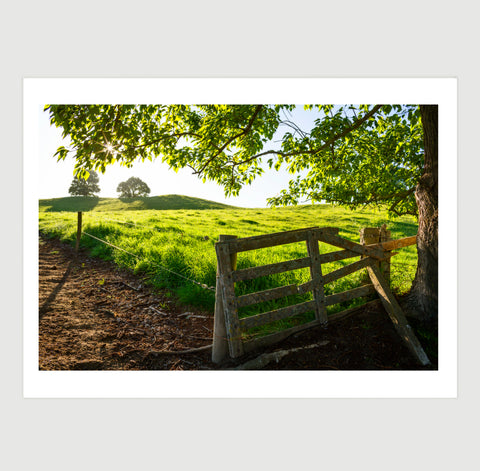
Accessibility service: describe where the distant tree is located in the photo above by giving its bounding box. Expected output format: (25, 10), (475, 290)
(68, 170), (100, 197)
(117, 177), (151, 198)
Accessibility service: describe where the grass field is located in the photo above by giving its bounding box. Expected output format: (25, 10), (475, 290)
(38, 196), (418, 335)
(39, 194), (235, 212)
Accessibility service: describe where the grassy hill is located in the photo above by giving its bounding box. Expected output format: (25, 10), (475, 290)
(39, 194), (237, 212)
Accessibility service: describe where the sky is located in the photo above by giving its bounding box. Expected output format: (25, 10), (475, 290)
(38, 106), (317, 208)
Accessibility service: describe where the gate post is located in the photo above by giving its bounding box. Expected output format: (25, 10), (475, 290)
(212, 235), (237, 364)
(379, 224), (392, 285)
(360, 225), (392, 286)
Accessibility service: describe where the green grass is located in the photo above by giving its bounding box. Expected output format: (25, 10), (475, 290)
(38, 194), (236, 212)
(38, 200), (418, 338)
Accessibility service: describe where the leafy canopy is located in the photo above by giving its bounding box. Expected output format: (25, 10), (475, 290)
(47, 104), (423, 215)
(68, 169), (100, 197)
(117, 176), (151, 198)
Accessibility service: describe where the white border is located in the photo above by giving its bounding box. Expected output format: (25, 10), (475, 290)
(24, 78), (457, 398)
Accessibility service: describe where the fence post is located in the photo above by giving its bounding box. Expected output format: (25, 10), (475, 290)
(75, 211), (83, 252)
(360, 227), (378, 287)
(360, 225), (392, 286)
(306, 230), (328, 324)
(212, 235), (237, 364)
(359, 227), (379, 249)
(379, 224), (392, 285)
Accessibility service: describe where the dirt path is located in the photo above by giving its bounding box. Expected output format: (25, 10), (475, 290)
(39, 236), (215, 370)
(39, 236), (436, 370)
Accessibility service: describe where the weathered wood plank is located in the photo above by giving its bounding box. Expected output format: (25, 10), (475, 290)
(242, 320), (320, 354)
(297, 280), (314, 294)
(215, 243), (244, 358)
(236, 280), (315, 308)
(367, 264), (430, 366)
(325, 284), (376, 306)
(232, 256), (311, 282)
(323, 256), (377, 285)
(212, 235), (237, 363)
(316, 230), (385, 259)
(234, 342), (328, 370)
(216, 226), (339, 253)
(359, 227), (381, 241)
(318, 247), (398, 265)
(366, 235), (417, 252)
(359, 227), (380, 286)
(318, 249), (360, 264)
(236, 283), (298, 308)
(378, 225), (392, 285)
(306, 230), (328, 324)
(239, 300), (316, 331)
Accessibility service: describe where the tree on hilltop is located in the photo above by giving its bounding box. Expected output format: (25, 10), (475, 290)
(68, 170), (100, 197)
(117, 176), (151, 198)
(46, 104), (438, 323)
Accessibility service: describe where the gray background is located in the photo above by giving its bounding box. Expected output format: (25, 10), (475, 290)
(2, 1), (477, 469)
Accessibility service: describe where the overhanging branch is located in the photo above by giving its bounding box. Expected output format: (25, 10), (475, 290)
(194, 105), (264, 175)
(212, 105), (384, 172)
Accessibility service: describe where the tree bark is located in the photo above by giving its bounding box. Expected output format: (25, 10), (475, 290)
(406, 105), (438, 324)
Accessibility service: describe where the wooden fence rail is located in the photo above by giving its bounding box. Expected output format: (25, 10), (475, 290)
(212, 225), (429, 366)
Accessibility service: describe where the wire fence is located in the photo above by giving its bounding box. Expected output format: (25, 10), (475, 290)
(39, 215), (216, 292)
(81, 231), (216, 292)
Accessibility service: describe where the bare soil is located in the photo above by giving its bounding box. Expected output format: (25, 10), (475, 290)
(39, 235), (436, 371)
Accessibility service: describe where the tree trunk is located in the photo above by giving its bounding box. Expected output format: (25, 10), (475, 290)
(406, 105), (438, 324)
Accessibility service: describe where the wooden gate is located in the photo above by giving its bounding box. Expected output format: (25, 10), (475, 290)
(212, 226), (429, 366)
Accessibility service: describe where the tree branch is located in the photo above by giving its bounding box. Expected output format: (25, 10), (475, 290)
(279, 119), (309, 138)
(309, 104), (384, 155)
(200, 105), (384, 173)
(195, 105), (264, 175)
(318, 187), (416, 212)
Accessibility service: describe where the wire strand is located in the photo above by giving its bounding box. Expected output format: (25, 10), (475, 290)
(81, 231), (216, 292)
